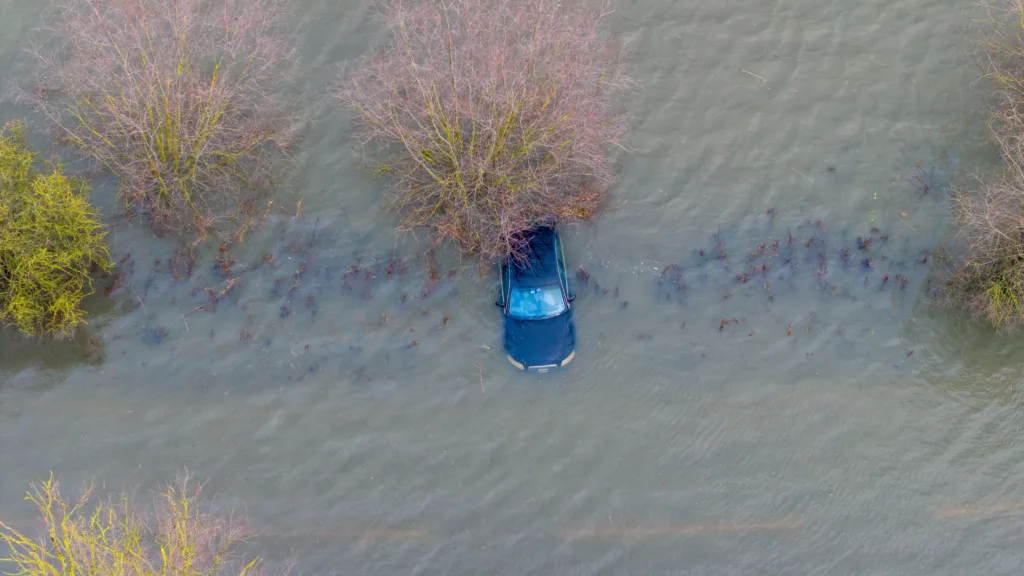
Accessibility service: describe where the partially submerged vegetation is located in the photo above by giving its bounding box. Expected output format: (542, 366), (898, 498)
(26, 0), (298, 246)
(0, 121), (110, 339)
(339, 0), (633, 264)
(939, 175), (1024, 330)
(0, 474), (270, 576)
(937, 0), (1024, 330)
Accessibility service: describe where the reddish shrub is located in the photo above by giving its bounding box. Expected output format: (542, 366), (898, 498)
(339, 0), (633, 263)
(25, 0), (298, 245)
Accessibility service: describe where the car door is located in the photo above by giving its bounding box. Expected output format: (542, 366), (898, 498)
(499, 260), (512, 313)
(553, 234), (571, 306)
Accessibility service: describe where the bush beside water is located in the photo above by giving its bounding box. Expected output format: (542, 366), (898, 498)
(0, 121), (110, 338)
(936, 0), (1024, 331)
(339, 0), (633, 264)
(0, 475), (269, 576)
(27, 0), (298, 246)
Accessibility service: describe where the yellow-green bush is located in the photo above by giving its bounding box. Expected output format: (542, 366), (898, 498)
(0, 121), (110, 338)
(0, 474), (265, 576)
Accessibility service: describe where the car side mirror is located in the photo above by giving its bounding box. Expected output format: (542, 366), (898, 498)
(568, 294), (576, 302)
(496, 300), (505, 307)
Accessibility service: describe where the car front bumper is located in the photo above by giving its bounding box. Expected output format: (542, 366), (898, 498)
(507, 350), (575, 372)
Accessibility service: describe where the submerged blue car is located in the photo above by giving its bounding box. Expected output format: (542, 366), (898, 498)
(496, 226), (576, 372)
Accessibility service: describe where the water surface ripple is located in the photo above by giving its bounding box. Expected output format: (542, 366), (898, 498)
(2, 0), (1021, 573)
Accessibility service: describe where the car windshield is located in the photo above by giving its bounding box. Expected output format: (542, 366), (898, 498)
(508, 285), (566, 320)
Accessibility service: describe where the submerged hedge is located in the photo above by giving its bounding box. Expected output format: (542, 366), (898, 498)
(0, 121), (110, 338)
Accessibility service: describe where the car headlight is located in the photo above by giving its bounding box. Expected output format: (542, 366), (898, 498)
(507, 355), (525, 370)
(561, 350), (575, 366)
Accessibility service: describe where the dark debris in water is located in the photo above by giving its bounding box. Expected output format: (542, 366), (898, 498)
(655, 213), (934, 309)
(102, 222), (470, 366)
(103, 171), (943, 371)
(141, 325), (169, 346)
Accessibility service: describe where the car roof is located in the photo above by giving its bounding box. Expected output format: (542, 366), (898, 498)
(509, 227), (561, 288)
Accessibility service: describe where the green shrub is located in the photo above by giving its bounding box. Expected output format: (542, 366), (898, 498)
(0, 121), (110, 338)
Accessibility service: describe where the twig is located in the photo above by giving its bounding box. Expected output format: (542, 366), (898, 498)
(310, 216), (320, 245)
(791, 167), (815, 185)
(130, 286), (147, 312)
(605, 199), (629, 212)
(741, 69), (767, 83)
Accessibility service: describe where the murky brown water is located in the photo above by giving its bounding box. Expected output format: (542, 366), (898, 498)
(4, 0), (1024, 573)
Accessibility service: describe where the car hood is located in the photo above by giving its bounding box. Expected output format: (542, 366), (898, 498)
(504, 312), (575, 368)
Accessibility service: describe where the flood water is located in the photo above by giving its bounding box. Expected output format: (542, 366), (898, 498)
(3, 0), (1023, 573)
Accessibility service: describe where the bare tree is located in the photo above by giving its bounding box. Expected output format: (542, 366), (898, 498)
(25, 0), (298, 245)
(937, 0), (1024, 330)
(339, 0), (633, 264)
(938, 176), (1024, 330)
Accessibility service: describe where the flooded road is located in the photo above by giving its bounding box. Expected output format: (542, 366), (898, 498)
(4, 0), (1024, 573)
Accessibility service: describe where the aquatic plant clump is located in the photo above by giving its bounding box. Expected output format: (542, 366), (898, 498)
(936, 0), (1024, 330)
(26, 0), (298, 245)
(0, 474), (269, 576)
(0, 121), (110, 338)
(339, 0), (633, 264)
